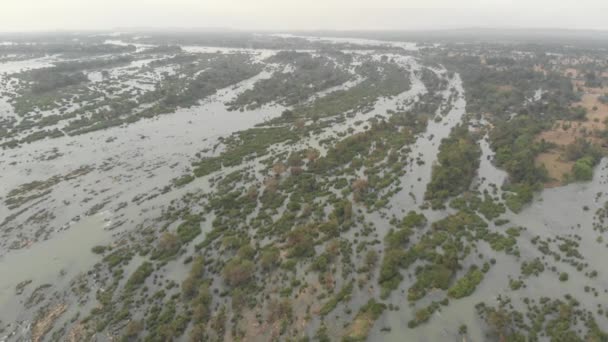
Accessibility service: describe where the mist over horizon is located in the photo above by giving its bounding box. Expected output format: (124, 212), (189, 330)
(2, 0), (608, 32)
(2, 2), (608, 342)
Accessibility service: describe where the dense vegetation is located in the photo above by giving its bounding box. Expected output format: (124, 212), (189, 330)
(227, 51), (352, 110)
(425, 124), (481, 208)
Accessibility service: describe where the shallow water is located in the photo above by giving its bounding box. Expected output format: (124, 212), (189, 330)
(0, 67), (285, 252)
(1, 37), (606, 342)
(0, 211), (112, 323)
(371, 144), (608, 342)
(272, 33), (420, 51)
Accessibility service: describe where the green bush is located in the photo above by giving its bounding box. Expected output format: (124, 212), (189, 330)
(319, 282), (353, 316)
(572, 156), (595, 181)
(124, 262), (153, 292)
(448, 267), (484, 299)
(222, 258), (255, 287)
(425, 124), (481, 206)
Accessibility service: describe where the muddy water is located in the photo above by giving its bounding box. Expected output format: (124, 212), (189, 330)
(0, 211), (112, 323)
(383, 159), (607, 341)
(0, 51), (287, 339)
(2, 38), (606, 342)
(0, 56), (57, 124)
(474, 135), (508, 195)
(0, 55), (287, 340)
(242, 58), (469, 339)
(386, 73), (466, 218)
(283, 55), (426, 158)
(354, 71), (469, 340)
(0, 66), (284, 251)
(370, 144), (608, 340)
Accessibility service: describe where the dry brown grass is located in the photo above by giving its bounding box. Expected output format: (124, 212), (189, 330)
(534, 82), (608, 187)
(535, 152), (571, 187)
(344, 312), (374, 340)
(496, 85), (514, 92)
(66, 323), (85, 342)
(236, 277), (324, 341)
(538, 93), (608, 146)
(574, 81), (608, 95)
(564, 68), (580, 78)
(31, 303), (67, 342)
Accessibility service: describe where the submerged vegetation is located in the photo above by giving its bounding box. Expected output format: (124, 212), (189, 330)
(1, 31), (607, 342)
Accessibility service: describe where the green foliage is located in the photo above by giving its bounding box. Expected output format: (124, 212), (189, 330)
(503, 183), (537, 213)
(125, 262), (153, 293)
(311, 253), (331, 272)
(319, 282), (353, 316)
(425, 124), (481, 207)
(490, 115), (553, 211)
(103, 248), (134, 268)
(572, 156), (595, 181)
(449, 55), (576, 120)
(408, 265), (452, 301)
(521, 258), (545, 279)
(286, 226), (315, 258)
(260, 247), (281, 271)
(378, 212), (429, 299)
(172, 174), (194, 187)
(272, 59), (411, 124)
(343, 299), (386, 341)
(378, 249), (407, 298)
(193, 126), (297, 177)
(152, 232), (181, 260)
(91, 245), (107, 254)
(228, 51), (351, 110)
(222, 258), (255, 287)
(384, 227), (413, 250)
(451, 194), (505, 220)
(181, 256), (205, 300)
(493, 123), (546, 183)
(330, 199), (353, 228)
(476, 295), (607, 341)
(364, 250), (379, 269)
(484, 231), (517, 253)
(509, 279), (523, 290)
(447, 267), (484, 299)
(5, 53), (263, 147)
(402, 211), (427, 228)
(478, 194), (506, 220)
(176, 216), (201, 244)
(564, 138), (604, 182)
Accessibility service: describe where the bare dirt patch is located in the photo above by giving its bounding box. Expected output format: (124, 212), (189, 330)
(344, 311), (377, 341)
(565, 68), (580, 78)
(535, 152), (572, 187)
(535, 87), (608, 187)
(31, 303), (67, 342)
(573, 81), (608, 96)
(67, 323), (86, 342)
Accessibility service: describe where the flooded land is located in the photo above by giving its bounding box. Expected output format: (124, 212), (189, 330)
(0, 31), (607, 341)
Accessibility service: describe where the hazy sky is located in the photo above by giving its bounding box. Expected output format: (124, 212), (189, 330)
(2, 0), (608, 32)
